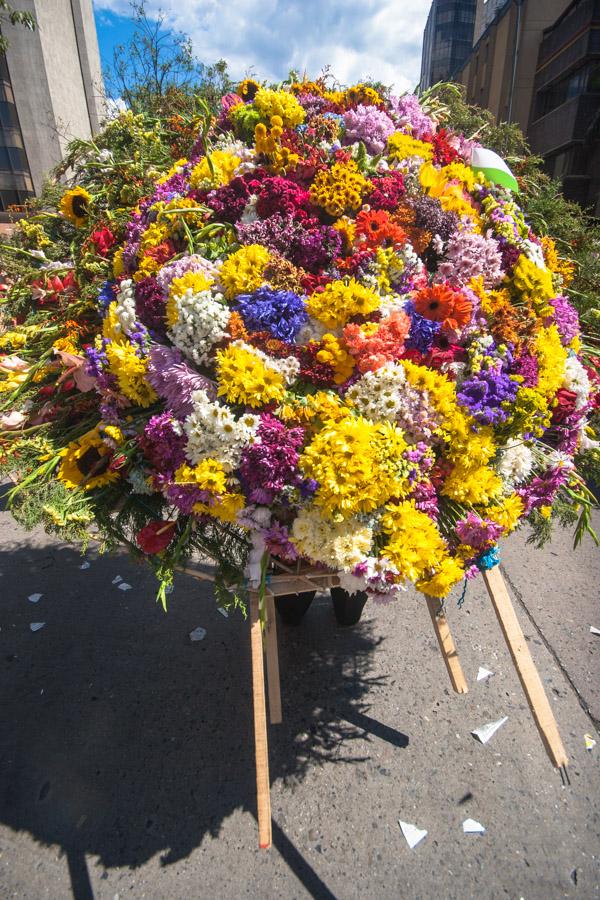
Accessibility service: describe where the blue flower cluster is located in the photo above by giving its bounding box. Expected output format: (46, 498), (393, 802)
(404, 301), (441, 353)
(457, 364), (519, 425)
(234, 287), (308, 342)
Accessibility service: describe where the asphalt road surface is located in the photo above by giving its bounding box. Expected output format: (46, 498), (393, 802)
(0, 487), (598, 899)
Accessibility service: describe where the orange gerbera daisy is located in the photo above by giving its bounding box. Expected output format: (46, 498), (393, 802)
(413, 284), (472, 333)
(355, 209), (406, 249)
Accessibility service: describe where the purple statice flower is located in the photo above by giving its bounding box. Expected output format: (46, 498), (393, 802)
(512, 352), (539, 388)
(496, 237), (521, 273)
(455, 512), (504, 549)
(436, 230), (504, 289)
(121, 214), (144, 273)
(155, 254), (222, 298)
(235, 287), (308, 342)
(239, 414), (304, 504)
(163, 481), (209, 515)
(263, 521), (299, 561)
(98, 280), (117, 310)
(140, 412), (187, 474)
(548, 296), (580, 346)
(150, 166), (191, 204)
(412, 196), (458, 243)
(342, 104), (395, 155)
(135, 277), (166, 333)
(404, 300), (441, 353)
(296, 92), (334, 116)
(412, 479), (438, 518)
(456, 364), (519, 425)
(146, 345), (217, 419)
(518, 465), (571, 513)
(299, 478), (318, 499)
(388, 94), (434, 139)
(236, 213), (342, 273)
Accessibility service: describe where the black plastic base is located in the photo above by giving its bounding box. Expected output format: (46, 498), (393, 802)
(274, 591), (316, 625)
(330, 587), (368, 627)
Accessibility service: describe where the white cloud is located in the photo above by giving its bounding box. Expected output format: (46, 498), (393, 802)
(93, 0), (431, 92)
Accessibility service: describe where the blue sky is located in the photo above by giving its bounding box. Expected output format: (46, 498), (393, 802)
(93, 0), (432, 95)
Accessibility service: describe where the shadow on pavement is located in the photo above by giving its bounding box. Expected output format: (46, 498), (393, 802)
(0, 539), (409, 898)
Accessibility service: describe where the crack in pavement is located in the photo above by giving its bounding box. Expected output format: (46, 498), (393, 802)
(500, 563), (600, 735)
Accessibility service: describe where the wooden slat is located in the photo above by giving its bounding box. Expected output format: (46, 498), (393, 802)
(249, 590), (272, 849)
(483, 566), (568, 769)
(426, 597), (469, 694)
(264, 591), (282, 725)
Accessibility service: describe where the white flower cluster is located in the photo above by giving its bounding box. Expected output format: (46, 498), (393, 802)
(563, 356), (590, 409)
(114, 279), (137, 335)
(167, 288), (231, 366)
(496, 439), (533, 486)
(345, 363), (407, 422)
(339, 556), (405, 603)
(184, 389), (259, 469)
(291, 508), (373, 572)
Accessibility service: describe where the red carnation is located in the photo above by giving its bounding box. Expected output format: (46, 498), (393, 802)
(137, 521), (176, 554)
(91, 226), (116, 256)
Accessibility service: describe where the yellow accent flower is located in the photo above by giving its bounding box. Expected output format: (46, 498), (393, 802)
(52, 336), (79, 354)
(58, 427), (119, 490)
(511, 255), (555, 316)
(307, 278), (381, 328)
(105, 342), (158, 407)
(216, 343), (286, 408)
(310, 160), (372, 217)
(59, 187), (91, 227)
(220, 244), (271, 299)
(254, 116), (299, 173)
(156, 158), (188, 185)
(238, 78), (261, 101)
(133, 256), (162, 282)
(487, 494), (524, 533)
(175, 459), (228, 495)
(189, 150), (241, 190)
(139, 222), (170, 253)
(417, 556), (465, 598)
(388, 133), (433, 162)
(343, 84), (382, 108)
(0, 331), (27, 349)
(535, 324), (568, 398)
(253, 88), (305, 128)
(381, 500), (449, 582)
(112, 248), (125, 278)
(316, 334), (355, 383)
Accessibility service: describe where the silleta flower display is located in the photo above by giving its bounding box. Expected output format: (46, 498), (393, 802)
(1, 77), (598, 609)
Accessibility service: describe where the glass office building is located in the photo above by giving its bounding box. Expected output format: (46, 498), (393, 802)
(420, 1), (477, 90)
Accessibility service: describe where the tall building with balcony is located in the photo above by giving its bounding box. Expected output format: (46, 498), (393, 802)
(420, 1), (478, 90)
(0, 0), (105, 212)
(528, 0), (600, 213)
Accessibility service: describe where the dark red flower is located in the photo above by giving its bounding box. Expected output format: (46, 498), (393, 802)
(91, 226), (116, 256)
(137, 521), (176, 554)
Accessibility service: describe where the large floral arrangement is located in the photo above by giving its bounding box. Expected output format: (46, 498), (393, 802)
(1, 77), (598, 609)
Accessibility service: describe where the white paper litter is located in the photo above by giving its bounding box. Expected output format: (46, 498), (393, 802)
(27, 593), (42, 603)
(117, 582), (132, 591)
(112, 575), (122, 585)
(463, 818), (486, 834)
(590, 626), (600, 636)
(79, 561), (91, 570)
(398, 820), (427, 849)
(189, 626), (207, 642)
(477, 666), (494, 681)
(584, 733), (596, 751)
(217, 607), (229, 618)
(30, 622), (45, 632)
(471, 716), (508, 744)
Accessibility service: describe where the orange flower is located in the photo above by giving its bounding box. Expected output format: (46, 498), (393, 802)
(413, 284), (472, 333)
(228, 311), (248, 341)
(355, 209), (406, 249)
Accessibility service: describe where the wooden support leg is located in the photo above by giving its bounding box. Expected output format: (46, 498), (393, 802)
(426, 597), (469, 694)
(264, 591), (282, 725)
(249, 590), (272, 849)
(482, 566), (568, 769)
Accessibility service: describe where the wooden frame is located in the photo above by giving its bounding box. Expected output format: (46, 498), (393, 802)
(178, 558), (569, 848)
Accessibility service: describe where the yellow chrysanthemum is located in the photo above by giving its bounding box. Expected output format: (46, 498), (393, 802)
(315, 334), (355, 384)
(112, 248), (125, 278)
(310, 160), (372, 217)
(59, 187), (91, 227)
(105, 342), (158, 407)
(58, 427), (119, 491)
(441, 463), (502, 505)
(175, 459), (228, 495)
(216, 343), (286, 407)
(189, 150), (241, 190)
(381, 500), (449, 582)
(253, 88), (305, 128)
(487, 494), (525, 533)
(388, 132), (433, 162)
(417, 556), (465, 598)
(535, 324), (568, 398)
(307, 278), (381, 328)
(220, 245), (271, 299)
(511, 255), (555, 316)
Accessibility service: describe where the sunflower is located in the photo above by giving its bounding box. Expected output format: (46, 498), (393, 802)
(58, 427), (119, 490)
(237, 78), (261, 102)
(59, 187), (91, 227)
(413, 284), (472, 333)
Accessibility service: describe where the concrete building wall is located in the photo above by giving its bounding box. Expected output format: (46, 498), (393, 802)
(1, 0), (105, 204)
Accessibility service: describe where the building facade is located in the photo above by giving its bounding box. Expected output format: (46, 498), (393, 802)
(455, 0), (571, 133)
(420, 1), (478, 90)
(0, 0), (105, 211)
(528, 0), (600, 214)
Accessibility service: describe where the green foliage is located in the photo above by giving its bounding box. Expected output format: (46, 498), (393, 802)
(0, 1), (35, 54)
